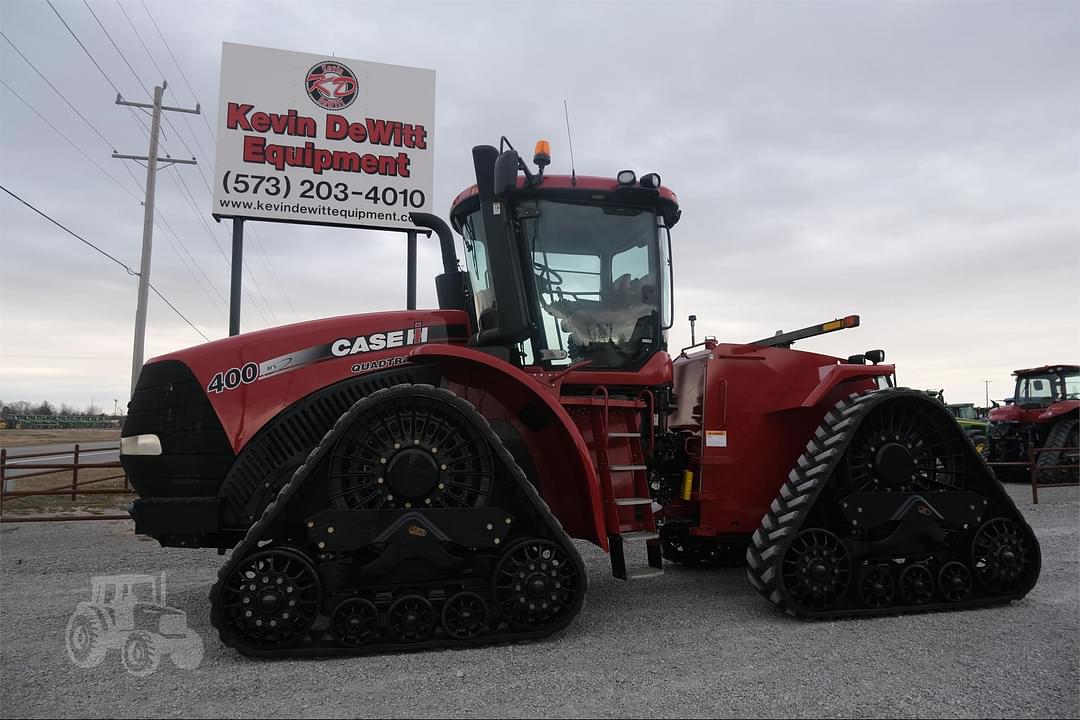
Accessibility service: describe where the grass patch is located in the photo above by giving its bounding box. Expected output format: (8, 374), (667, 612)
(0, 428), (121, 449)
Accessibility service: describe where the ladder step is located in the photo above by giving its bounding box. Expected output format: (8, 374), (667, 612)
(609, 464), (647, 472)
(627, 566), (664, 580)
(607, 432), (640, 438)
(613, 497), (653, 507)
(619, 530), (659, 542)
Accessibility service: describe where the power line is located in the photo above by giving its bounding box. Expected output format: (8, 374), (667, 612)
(153, 207), (229, 310)
(0, 32), (115, 150)
(249, 225), (301, 320)
(115, 0), (166, 79)
(167, 169), (276, 326)
(107, 5), (205, 165)
(0, 80), (141, 204)
(1, 185), (212, 342)
(82, 0), (149, 95)
(140, 0), (218, 146)
(45, 0), (152, 143)
(1, 185), (130, 271)
(132, 2), (292, 327)
(47, 0), (120, 95)
(139, 2), (198, 108)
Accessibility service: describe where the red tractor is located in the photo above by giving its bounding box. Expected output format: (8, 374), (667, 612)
(120, 140), (1039, 657)
(988, 364), (1079, 482)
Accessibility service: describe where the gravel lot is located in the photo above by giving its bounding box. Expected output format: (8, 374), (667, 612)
(2, 484), (1077, 719)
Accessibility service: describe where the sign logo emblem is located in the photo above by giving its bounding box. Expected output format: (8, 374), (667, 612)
(305, 61), (358, 111)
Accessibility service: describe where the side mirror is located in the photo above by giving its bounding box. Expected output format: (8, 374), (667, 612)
(493, 149), (520, 199)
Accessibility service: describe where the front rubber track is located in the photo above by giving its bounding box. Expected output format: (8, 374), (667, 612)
(209, 383), (588, 657)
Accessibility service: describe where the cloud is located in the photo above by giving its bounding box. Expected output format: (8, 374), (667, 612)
(0, 0), (1076, 409)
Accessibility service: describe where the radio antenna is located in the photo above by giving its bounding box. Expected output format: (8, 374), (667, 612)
(563, 100), (577, 186)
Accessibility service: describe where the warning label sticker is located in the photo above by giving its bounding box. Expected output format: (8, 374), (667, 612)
(705, 430), (728, 448)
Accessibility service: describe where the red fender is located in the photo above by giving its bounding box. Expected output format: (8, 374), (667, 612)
(408, 344), (608, 550)
(801, 363), (896, 408)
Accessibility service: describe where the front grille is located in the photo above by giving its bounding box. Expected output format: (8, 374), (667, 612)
(122, 360), (234, 498)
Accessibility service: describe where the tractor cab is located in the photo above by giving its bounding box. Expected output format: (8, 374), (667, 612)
(1008, 365), (1080, 409)
(449, 141), (679, 372)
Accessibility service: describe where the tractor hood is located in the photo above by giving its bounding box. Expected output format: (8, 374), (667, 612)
(989, 399), (1080, 425)
(143, 309), (471, 450)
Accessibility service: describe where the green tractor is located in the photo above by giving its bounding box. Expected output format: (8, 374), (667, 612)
(926, 390), (990, 458)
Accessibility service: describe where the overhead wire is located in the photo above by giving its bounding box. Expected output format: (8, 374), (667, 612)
(45, 0), (151, 142)
(82, 0), (150, 96)
(0, 31), (115, 150)
(0, 31), (225, 323)
(0, 80), (141, 204)
(137, 1), (299, 323)
(1, 185), (211, 342)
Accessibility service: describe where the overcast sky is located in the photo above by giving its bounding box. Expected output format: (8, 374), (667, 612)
(1, 0), (1077, 412)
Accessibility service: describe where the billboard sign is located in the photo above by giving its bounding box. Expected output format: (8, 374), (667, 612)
(212, 42), (435, 232)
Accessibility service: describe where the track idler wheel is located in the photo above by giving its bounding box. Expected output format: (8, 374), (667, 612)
(859, 567), (896, 608)
(938, 561), (973, 602)
(331, 598), (379, 647)
(442, 592), (488, 640)
(899, 564), (935, 605)
(218, 547), (321, 651)
(972, 518), (1037, 595)
(780, 528), (852, 611)
(388, 595), (435, 643)
(493, 538), (582, 631)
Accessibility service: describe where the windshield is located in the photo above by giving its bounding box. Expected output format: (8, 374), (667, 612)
(1015, 371), (1080, 406)
(520, 199), (665, 369)
(953, 406), (978, 420)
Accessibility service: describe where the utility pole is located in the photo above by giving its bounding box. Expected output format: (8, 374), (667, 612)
(113, 81), (199, 397)
(984, 380), (991, 409)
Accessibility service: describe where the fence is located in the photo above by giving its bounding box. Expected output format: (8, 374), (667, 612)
(0, 444), (132, 522)
(0, 414), (120, 430)
(986, 443), (1080, 504)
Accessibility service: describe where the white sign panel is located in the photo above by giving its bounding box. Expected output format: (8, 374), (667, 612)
(212, 42), (435, 232)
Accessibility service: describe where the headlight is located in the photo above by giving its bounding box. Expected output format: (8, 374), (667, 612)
(120, 434), (162, 456)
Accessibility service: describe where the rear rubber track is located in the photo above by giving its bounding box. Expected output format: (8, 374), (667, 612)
(746, 386), (1040, 618)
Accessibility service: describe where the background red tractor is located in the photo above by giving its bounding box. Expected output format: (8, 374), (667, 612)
(988, 364), (1079, 482)
(120, 139), (1039, 657)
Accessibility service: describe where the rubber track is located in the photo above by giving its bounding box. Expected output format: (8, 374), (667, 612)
(745, 386), (1040, 618)
(209, 383), (587, 657)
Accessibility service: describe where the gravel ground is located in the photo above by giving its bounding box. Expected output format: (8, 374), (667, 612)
(2, 484), (1077, 719)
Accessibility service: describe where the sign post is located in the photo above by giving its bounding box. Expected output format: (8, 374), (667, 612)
(211, 43), (436, 330)
(229, 218), (244, 336)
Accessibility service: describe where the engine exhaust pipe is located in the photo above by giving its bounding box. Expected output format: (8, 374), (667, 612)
(409, 212), (459, 274)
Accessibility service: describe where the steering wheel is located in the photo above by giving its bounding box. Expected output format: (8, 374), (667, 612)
(533, 262), (564, 288)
